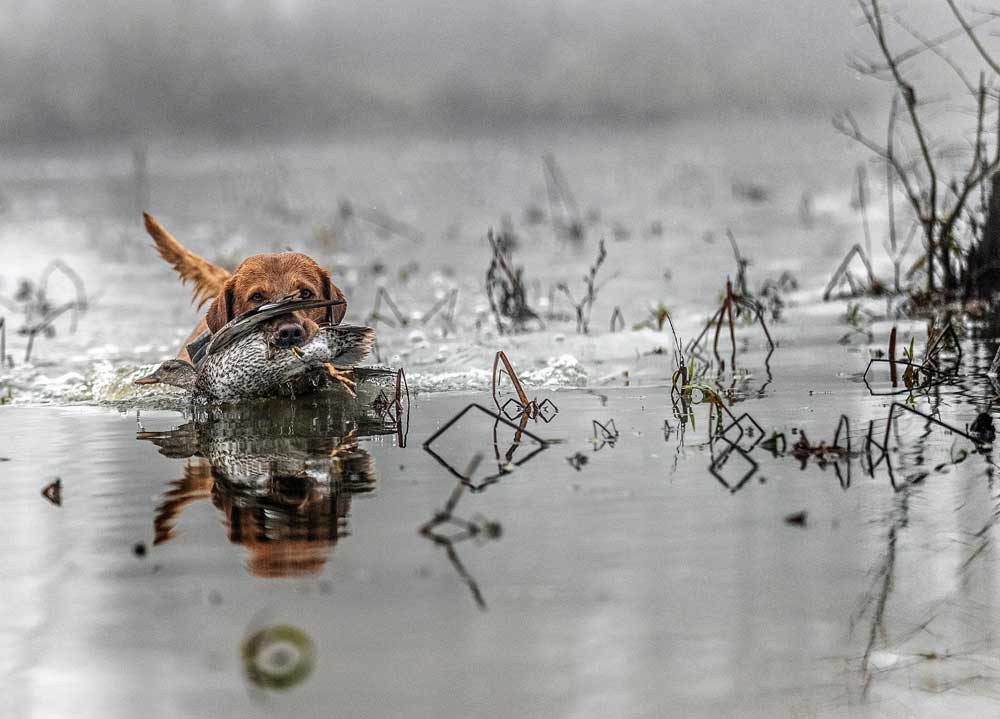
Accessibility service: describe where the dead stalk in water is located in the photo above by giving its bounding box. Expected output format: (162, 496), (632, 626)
(367, 287), (409, 329)
(491, 350), (557, 422)
(485, 228), (542, 335)
(609, 306), (625, 333)
(686, 278), (775, 370)
(421, 289), (459, 332)
(889, 325), (898, 387)
(556, 238), (613, 334)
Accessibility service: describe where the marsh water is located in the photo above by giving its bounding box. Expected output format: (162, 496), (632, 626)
(4, 120), (1000, 717)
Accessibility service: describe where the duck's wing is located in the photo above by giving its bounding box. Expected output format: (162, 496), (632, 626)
(324, 325), (376, 368)
(206, 295), (348, 356)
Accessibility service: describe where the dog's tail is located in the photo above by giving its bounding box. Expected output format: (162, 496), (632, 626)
(143, 212), (231, 308)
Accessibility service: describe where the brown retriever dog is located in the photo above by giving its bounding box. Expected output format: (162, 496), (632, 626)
(142, 212), (347, 365)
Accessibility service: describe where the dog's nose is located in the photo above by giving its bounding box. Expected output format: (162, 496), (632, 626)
(273, 322), (306, 348)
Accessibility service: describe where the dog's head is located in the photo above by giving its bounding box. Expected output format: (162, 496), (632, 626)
(205, 252), (347, 347)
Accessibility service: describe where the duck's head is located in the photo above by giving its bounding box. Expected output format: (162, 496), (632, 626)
(135, 360), (197, 390)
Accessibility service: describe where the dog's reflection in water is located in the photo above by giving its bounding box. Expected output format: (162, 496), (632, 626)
(139, 409), (378, 578)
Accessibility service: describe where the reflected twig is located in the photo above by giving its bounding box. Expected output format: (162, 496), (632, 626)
(419, 454), (501, 610)
(423, 403), (550, 492)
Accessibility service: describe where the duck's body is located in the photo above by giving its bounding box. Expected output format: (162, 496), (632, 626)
(137, 325), (375, 401)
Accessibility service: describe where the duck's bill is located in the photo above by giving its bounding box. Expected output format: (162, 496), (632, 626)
(134, 373), (161, 385)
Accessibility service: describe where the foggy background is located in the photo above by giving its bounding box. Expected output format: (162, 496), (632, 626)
(0, 0), (894, 146)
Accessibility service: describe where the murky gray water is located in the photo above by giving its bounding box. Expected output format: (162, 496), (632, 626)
(5, 327), (1000, 717)
(4, 123), (1000, 716)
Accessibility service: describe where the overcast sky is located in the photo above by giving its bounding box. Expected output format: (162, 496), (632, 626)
(0, 0), (987, 144)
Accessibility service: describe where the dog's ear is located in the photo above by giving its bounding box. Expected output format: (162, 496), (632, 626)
(205, 279), (235, 334)
(321, 272), (347, 325)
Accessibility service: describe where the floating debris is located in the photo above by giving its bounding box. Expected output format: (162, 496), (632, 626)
(566, 452), (588, 471)
(40, 478), (61, 506)
(784, 510), (808, 527)
(760, 431), (787, 456)
(242, 624), (316, 691)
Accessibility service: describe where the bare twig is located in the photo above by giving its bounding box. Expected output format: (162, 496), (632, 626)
(556, 238), (612, 334)
(945, 0), (1000, 78)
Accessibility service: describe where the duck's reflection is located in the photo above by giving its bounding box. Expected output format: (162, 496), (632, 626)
(138, 400), (384, 577)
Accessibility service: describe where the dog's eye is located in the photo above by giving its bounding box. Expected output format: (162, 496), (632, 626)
(299, 289), (314, 299)
(250, 292), (265, 304)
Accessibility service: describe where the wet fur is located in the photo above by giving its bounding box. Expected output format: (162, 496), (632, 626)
(143, 213), (347, 364)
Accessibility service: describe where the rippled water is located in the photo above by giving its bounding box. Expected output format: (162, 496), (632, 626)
(6, 336), (1000, 717)
(5, 121), (1000, 717)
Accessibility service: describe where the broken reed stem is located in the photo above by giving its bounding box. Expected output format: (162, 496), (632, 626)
(726, 280), (736, 368)
(610, 306), (624, 333)
(710, 279), (737, 367)
(889, 325), (898, 387)
(857, 165), (873, 263)
(370, 287), (408, 328)
(395, 367), (408, 409)
(727, 230), (749, 297)
(421, 289), (459, 327)
(823, 245), (878, 301)
(492, 351), (530, 410)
